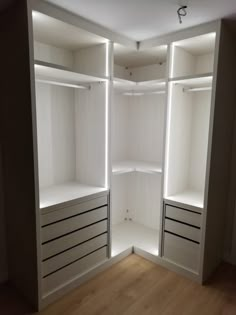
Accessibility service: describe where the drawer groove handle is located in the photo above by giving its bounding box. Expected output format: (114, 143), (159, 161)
(42, 218), (107, 245)
(42, 232), (107, 262)
(165, 230), (200, 244)
(41, 204), (108, 228)
(43, 245), (107, 278)
(165, 204), (202, 215)
(165, 217), (201, 229)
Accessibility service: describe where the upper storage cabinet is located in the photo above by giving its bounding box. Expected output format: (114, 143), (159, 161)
(170, 32), (216, 79)
(32, 11), (109, 209)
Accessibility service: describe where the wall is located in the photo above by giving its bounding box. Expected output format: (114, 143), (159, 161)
(0, 147), (7, 283)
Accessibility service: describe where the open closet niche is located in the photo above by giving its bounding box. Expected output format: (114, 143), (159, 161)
(32, 12), (109, 209)
(111, 44), (168, 256)
(164, 32), (216, 211)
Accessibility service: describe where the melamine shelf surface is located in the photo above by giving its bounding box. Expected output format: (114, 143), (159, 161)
(40, 182), (108, 209)
(114, 77), (166, 93)
(35, 60), (107, 87)
(165, 190), (204, 210)
(112, 221), (159, 257)
(112, 160), (162, 175)
(170, 73), (213, 86)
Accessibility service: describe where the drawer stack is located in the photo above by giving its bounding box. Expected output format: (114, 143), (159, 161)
(163, 204), (202, 272)
(40, 195), (109, 295)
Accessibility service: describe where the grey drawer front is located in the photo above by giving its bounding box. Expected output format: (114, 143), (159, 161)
(164, 232), (200, 272)
(41, 196), (108, 226)
(42, 234), (107, 277)
(42, 247), (107, 295)
(165, 205), (201, 227)
(165, 218), (201, 243)
(42, 206), (107, 243)
(42, 220), (107, 260)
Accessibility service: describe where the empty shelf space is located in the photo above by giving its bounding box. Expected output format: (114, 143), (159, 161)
(165, 190), (204, 211)
(170, 73), (213, 89)
(35, 60), (107, 88)
(112, 160), (162, 175)
(114, 77), (166, 93)
(40, 182), (108, 209)
(112, 221), (159, 257)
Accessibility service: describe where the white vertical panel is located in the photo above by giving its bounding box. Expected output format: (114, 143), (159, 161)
(74, 43), (106, 77)
(195, 53), (214, 75)
(75, 83), (106, 187)
(34, 41), (74, 68)
(172, 46), (195, 78)
(111, 174), (128, 225)
(188, 91), (211, 192)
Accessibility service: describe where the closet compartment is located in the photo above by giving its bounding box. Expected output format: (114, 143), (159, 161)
(164, 76), (212, 210)
(170, 32), (216, 78)
(32, 11), (109, 210)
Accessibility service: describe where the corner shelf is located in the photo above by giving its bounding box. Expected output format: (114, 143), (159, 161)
(113, 77), (166, 94)
(35, 60), (107, 88)
(112, 160), (162, 175)
(39, 182), (108, 210)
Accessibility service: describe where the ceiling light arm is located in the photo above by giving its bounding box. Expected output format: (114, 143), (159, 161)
(177, 5), (188, 24)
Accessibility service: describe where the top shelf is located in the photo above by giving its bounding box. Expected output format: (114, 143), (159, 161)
(34, 60), (108, 88)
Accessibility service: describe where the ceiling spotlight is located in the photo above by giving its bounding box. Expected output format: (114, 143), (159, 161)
(177, 5), (188, 24)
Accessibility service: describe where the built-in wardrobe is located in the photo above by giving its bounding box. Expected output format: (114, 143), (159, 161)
(1, 0), (236, 311)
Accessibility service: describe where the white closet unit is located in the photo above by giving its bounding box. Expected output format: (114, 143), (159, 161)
(111, 44), (167, 257)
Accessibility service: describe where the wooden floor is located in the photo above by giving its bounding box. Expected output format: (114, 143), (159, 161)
(1, 254), (236, 315)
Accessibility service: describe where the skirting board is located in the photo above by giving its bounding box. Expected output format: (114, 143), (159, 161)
(40, 247), (133, 310)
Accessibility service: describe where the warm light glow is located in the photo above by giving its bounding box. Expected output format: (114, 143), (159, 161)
(170, 44), (175, 78)
(105, 42), (110, 188)
(164, 82), (173, 197)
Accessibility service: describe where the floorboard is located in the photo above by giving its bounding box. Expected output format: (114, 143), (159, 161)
(1, 254), (236, 315)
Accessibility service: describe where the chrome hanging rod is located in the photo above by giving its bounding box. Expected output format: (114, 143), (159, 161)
(36, 78), (90, 90)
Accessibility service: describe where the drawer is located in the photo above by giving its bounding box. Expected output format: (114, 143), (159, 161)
(42, 220), (107, 260)
(42, 234), (107, 277)
(42, 247), (107, 295)
(41, 196), (108, 226)
(42, 206), (107, 243)
(164, 232), (200, 272)
(165, 218), (201, 243)
(165, 205), (201, 227)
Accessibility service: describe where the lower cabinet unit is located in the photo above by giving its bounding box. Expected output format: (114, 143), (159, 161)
(40, 194), (109, 297)
(163, 203), (201, 272)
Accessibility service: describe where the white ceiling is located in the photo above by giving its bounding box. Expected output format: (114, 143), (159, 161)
(46, 0), (236, 41)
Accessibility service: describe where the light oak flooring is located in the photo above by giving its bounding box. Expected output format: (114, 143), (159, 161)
(1, 254), (236, 315)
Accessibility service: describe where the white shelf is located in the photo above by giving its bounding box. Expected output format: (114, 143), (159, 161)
(170, 73), (213, 85)
(112, 221), (159, 257)
(114, 77), (166, 93)
(112, 160), (162, 175)
(35, 61), (107, 88)
(165, 190), (204, 210)
(40, 182), (107, 209)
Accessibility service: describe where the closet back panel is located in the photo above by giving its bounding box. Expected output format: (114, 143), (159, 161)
(112, 174), (129, 225)
(75, 83), (106, 187)
(36, 83), (76, 188)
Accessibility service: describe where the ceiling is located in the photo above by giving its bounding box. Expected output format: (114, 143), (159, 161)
(46, 0), (236, 41)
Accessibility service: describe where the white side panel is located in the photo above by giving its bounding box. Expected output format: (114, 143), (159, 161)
(74, 44), (106, 77)
(36, 83), (76, 188)
(34, 41), (73, 69)
(195, 53), (214, 75)
(188, 91), (211, 193)
(111, 174), (128, 225)
(75, 83), (106, 187)
(172, 46), (195, 78)
(166, 84), (193, 196)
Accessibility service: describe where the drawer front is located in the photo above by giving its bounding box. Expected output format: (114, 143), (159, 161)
(42, 206), (108, 243)
(164, 232), (200, 272)
(42, 234), (107, 277)
(165, 205), (201, 227)
(42, 247), (107, 295)
(42, 220), (107, 260)
(41, 196), (108, 226)
(165, 218), (200, 243)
